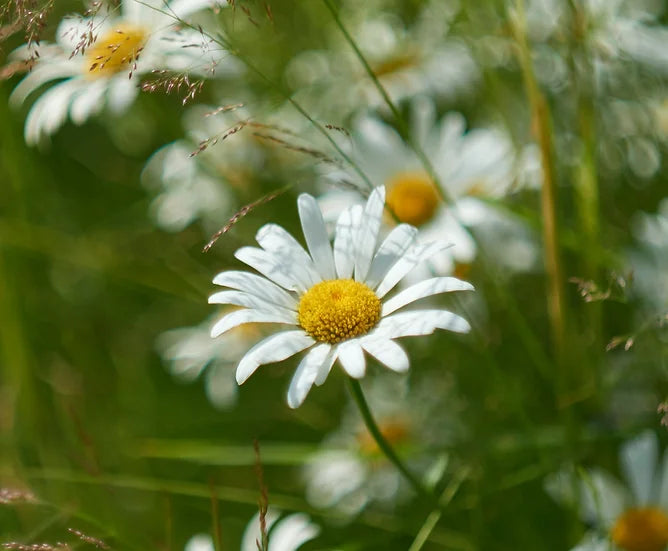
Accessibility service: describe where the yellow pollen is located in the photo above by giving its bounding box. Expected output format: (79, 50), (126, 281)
(85, 24), (147, 79)
(611, 507), (668, 551)
(297, 279), (381, 344)
(386, 171), (439, 227)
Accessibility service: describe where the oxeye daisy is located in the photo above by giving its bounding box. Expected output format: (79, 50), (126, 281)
(303, 372), (463, 515)
(318, 98), (539, 276)
(546, 431), (668, 551)
(9, 0), (230, 145)
(208, 186), (473, 408)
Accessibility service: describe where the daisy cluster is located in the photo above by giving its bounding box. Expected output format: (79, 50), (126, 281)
(1, 0), (667, 548)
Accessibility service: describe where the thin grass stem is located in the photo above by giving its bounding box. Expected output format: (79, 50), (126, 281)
(509, 0), (566, 359)
(321, 0), (450, 204)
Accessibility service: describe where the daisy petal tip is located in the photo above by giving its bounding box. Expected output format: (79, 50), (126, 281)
(455, 318), (472, 334)
(297, 192), (316, 209)
(235, 367), (252, 385)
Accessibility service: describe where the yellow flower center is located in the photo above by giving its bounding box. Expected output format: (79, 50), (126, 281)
(357, 419), (411, 455)
(386, 171), (439, 227)
(611, 507), (668, 551)
(372, 51), (419, 78)
(297, 279), (381, 344)
(85, 24), (148, 79)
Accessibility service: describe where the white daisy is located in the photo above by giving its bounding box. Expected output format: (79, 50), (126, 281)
(303, 372), (462, 515)
(283, 1), (478, 118)
(546, 430), (668, 551)
(208, 186), (473, 408)
(319, 98), (537, 276)
(156, 315), (264, 409)
(9, 0), (229, 145)
(141, 103), (263, 232)
(184, 509), (319, 551)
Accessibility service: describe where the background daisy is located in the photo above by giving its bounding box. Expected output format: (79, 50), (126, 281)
(9, 0), (230, 144)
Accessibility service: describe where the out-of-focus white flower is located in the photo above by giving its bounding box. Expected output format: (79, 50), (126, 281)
(208, 187), (473, 408)
(185, 509), (319, 551)
(629, 198), (668, 310)
(241, 509), (320, 551)
(546, 430), (668, 551)
(10, 0), (230, 145)
(319, 98), (538, 276)
(157, 315), (265, 409)
(525, 0), (668, 74)
(284, 1), (478, 117)
(142, 103), (264, 232)
(184, 534), (215, 551)
(303, 373), (463, 515)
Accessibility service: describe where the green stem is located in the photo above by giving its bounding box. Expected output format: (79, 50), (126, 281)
(408, 509), (442, 551)
(346, 378), (434, 503)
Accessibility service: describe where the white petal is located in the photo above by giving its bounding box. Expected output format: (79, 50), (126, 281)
(24, 80), (81, 144)
(360, 338), (409, 373)
(620, 430), (658, 506)
(314, 348), (337, 386)
(376, 309), (471, 338)
(255, 223), (319, 287)
(70, 79), (107, 124)
(658, 451), (668, 510)
(266, 513), (320, 551)
(336, 340), (365, 378)
(375, 240), (452, 298)
(236, 330), (314, 384)
(9, 61), (80, 107)
(211, 309), (296, 338)
(580, 468), (628, 527)
(212, 270), (297, 309)
(184, 534), (215, 551)
(287, 344), (331, 408)
(365, 224), (418, 290)
(381, 276), (474, 316)
(106, 75), (138, 113)
(234, 247), (307, 292)
(298, 193), (336, 280)
(333, 205), (361, 279)
(208, 290), (296, 316)
(354, 186), (385, 282)
(40, 79), (83, 135)
(241, 510), (280, 551)
(168, 0), (223, 20)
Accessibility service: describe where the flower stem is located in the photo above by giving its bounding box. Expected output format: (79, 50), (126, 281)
(346, 378), (434, 503)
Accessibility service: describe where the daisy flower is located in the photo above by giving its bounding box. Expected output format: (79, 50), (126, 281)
(156, 315), (265, 410)
(283, 1), (478, 118)
(546, 430), (668, 551)
(303, 372), (463, 515)
(142, 103), (263, 232)
(208, 186), (473, 408)
(184, 508), (319, 551)
(319, 98), (538, 276)
(9, 0), (229, 145)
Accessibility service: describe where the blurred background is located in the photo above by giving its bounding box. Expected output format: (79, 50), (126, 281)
(0, 0), (666, 549)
